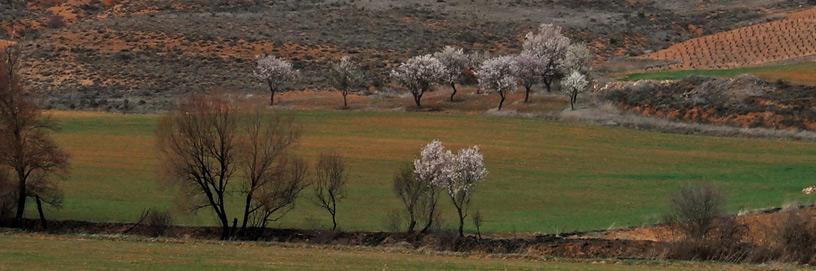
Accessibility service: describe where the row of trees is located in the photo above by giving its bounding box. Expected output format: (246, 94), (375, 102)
(157, 97), (489, 238)
(254, 24), (593, 111)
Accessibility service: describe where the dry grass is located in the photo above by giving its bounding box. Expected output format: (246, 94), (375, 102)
(0, 232), (793, 271)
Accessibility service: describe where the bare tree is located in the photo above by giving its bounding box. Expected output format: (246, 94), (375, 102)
(247, 156), (308, 231)
(313, 152), (347, 231)
(158, 96), (309, 240)
(238, 110), (307, 235)
(0, 46), (69, 229)
(393, 163), (435, 233)
(329, 56), (366, 109)
(157, 94), (239, 240)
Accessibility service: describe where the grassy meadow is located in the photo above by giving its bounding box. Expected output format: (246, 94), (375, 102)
(621, 61), (816, 85)
(38, 110), (816, 234)
(0, 232), (787, 271)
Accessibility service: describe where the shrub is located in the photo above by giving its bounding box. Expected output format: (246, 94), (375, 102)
(145, 210), (173, 237)
(772, 211), (816, 264)
(665, 183), (724, 240)
(46, 15), (66, 29)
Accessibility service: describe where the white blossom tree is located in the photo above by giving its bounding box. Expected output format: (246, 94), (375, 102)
(562, 70), (589, 110)
(413, 139), (453, 233)
(521, 24), (571, 93)
(561, 43), (593, 75)
(433, 46), (469, 102)
(511, 53), (542, 103)
(476, 56), (517, 110)
(391, 55), (447, 108)
(254, 55), (298, 106)
(329, 56), (366, 109)
(436, 146), (487, 238)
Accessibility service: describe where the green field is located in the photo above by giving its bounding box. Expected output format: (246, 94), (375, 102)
(0, 232), (781, 271)
(36, 110), (816, 233)
(622, 61), (816, 85)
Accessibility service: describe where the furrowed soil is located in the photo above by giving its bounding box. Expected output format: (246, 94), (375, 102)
(642, 7), (816, 70)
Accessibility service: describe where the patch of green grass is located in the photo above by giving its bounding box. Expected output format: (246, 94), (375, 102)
(0, 233), (776, 271)
(36, 110), (816, 234)
(621, 62), (816, 85)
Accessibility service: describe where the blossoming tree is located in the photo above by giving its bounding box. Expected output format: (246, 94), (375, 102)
(562, 70), (589, 110)
(391, 55), (447, 108)
(476, 56), (517, 110)
(433, 46), (469, 102)
(254, 55), (298, 106)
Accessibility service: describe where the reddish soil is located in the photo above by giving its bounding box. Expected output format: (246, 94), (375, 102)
(643, 7), (816, 70)
(602, 76), (816, 131)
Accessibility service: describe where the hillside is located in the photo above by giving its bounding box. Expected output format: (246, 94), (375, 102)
(1, 0), (812, 111)
(642, 7), (816, 70)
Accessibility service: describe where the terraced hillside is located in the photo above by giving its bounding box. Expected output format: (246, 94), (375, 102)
(643, 7), (816, 70)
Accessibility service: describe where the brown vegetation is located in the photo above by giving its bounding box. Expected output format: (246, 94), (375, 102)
(157, 94), (307, 240)
(0, 46), (69, 229)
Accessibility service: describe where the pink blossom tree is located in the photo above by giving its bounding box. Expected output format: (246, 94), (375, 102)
(391, 55), (447, 108)
(433, 46), (469, 102)
(511, 53), (542, 103)
(521, 24), (570, 93)
(435, 146), (487, 237)
(562, 70), (589, 110)
(254, 55), (298, 106)
(412, 139), (452, 233)
(476, 56), (517, 110)
(329, 56), (366, 109)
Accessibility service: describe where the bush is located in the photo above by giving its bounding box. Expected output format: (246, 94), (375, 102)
(46, 15), (65, 29)
(145, 210), (173, 237)
(665, 183), (724, 240)
(772, 211), (816, 264)
(666, 215), (749, 262)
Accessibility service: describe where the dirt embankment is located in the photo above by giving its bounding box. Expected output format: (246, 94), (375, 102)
(8, 205), (816, 263)
(601, 76), (816, 131)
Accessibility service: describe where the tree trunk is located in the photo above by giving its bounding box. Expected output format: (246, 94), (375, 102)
(497, 91), (506, 111)
(240, 191), (253, 234)
(13, 171), (26, 228)
(35, 195), (46, 230)
(456, 207), (465, 238)
(524, 85), (532, 103)
(342, 91), (349, 109)
(420, 200), (436, 234)
(543, 79), (552, 93)
(449, 83), (457, 102)
(231, 218), (238, 239)
(267, 80), (276, 106)
(331, 211), (337, 231)
(570, 90), (577, 110)
(413, 91), (423, 108)
(407, 218), (416, 233)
